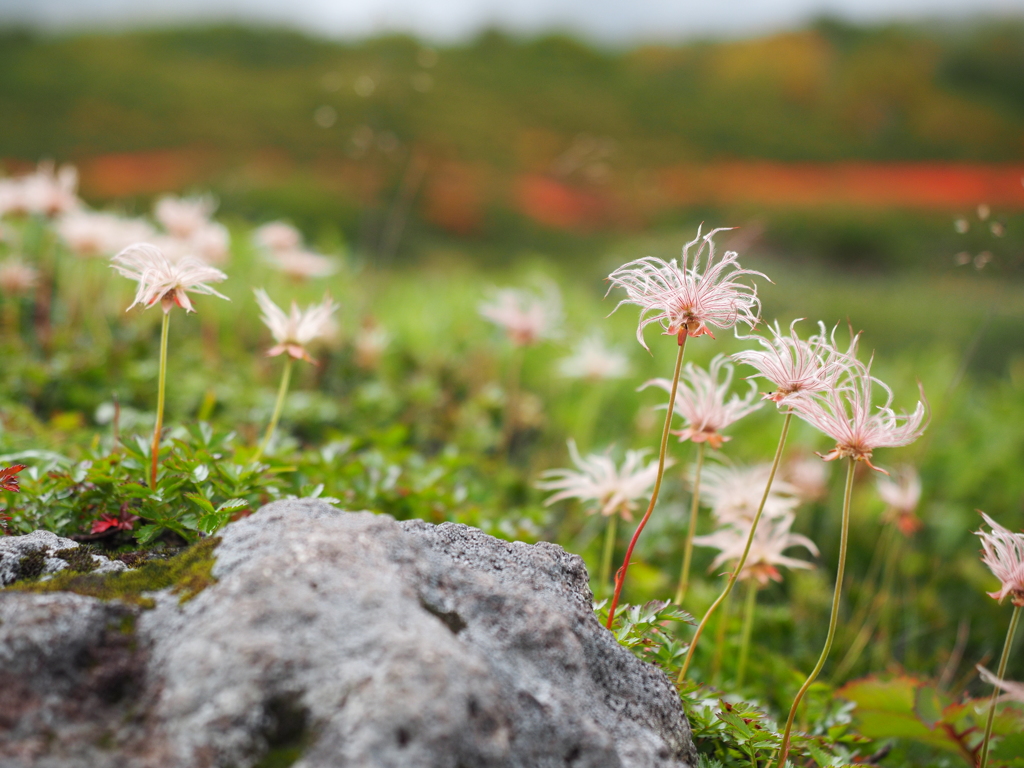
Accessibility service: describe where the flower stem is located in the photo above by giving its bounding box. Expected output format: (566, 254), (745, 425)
(979, 604), (1022, 768)
(150, 311), (170, 490)
(606, 334), (688, 630)
(710, 581), (733, 687)
(774, 457), (856, 768)
(831, 528), (902, 683)
(599, 512), (619, 594)
(736, 579), (758, 688)
(502, 346), (524, 455)
(255, 356), (293, 462)
(675, 441), (706, 605)
(677, 412), (792, 682)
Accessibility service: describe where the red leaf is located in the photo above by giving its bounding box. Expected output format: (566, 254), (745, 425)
(91, 515), (120, 534)
(0, 464), (27, 493)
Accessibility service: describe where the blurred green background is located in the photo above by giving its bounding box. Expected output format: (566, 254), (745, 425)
(1, 18), (1024, 761)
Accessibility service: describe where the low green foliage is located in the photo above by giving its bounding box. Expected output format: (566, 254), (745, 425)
(838, 675), (1024, 767)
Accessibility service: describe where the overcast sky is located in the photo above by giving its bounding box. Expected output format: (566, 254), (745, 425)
(3, 0), (1024, 43)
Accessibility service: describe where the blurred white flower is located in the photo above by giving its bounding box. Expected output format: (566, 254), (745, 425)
(732, 319), (859, 406)
(154, 195), (216, 239)
(607, 225), (766, 349)
(255, 288), (339, 364)
(111, 243), (228, 314)
(354, 320), (391, 370)
(695, 513), (818, 586)
(641, 354), (762, 448)
(57, 211), (155, 258)
(479, 284), (562, 347)
(187, 221), (231, 266)
(784, 455), (830, 503)
(558, 334), (631, 381)
(0, 163), (80, 218)
(0, 258), (39, 296)
(268, 249), (339, 280)
(877, 465), (923, 535)
(537, 439), (668, 520)
(255, 221), (303, 253)
(976, 512), (1024, 606)
(977, 665), (1024, 705)
(699, 462), (800, 526)
(791, 361), (927, 472)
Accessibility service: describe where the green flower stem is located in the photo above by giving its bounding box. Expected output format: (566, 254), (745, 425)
(149, 310), (170, 490)
(678, 412), (792, 682)
(599, 512), (619, 593)
(502, 346), (524, 454)
(675, 441), (706, 605)
(774, 457), (856, 768)
(979, 603), (1022, 768)
(255, 356), (293, 462)
(710, 581), (733, 687)
(832, 528), (902, 683)
(606, 334), (688, 630)
(736, 579), (758, 688)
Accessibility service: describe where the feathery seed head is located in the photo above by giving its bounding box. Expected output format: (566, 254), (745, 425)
(255, 221), (303, 254)
(267, 248), (339, 280)
(977, 666), (1024, 704)
(558, 334), (631, 381)
(479, 284), (562, 347)
(154, 195), (216, 240)
(537, 440), (668, 520)
(732, 319), (860, 406)
(976, 512), (1024, 606)
(607, 226), (767, 349)
(791, 361), (928, 472)
(640, 354), (762, 448)
(699, 462), (801, 526)
(877, 465), (923, 535)
(695, 513), (818, 586)
(111, 243), (228, 314)
(254, 288), (339, 364)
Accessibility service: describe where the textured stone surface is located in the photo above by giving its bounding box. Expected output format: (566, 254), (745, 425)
(0, 501), (697, 768)
(0, 530), (127, 587)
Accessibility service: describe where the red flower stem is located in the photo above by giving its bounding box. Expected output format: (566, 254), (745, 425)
(606, 332), (688, 630)
(774, 456), (856, 768)
(979, 603), (1022, 768)
(150, 311), (170, 490)
(678, 411), (791, 682)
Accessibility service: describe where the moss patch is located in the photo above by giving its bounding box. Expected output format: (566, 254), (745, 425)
(17, 549), (47, 579)
(55, 546), (98, 573)
(8, 537), (221, 607)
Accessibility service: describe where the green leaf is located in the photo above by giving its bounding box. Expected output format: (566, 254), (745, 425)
(914, 683), (947, 730)
(197, 511), (230, 535)
(192, 464), (210, 483)
(185, 493), (216, 514)
(216, 498), (248, 513)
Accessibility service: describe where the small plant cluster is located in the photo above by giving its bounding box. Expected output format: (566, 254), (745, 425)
(0, 164), (1022, 766)
(537, 227), (1023, 765)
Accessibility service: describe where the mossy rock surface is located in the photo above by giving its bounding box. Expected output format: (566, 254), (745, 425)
(7, 537), (220, 607)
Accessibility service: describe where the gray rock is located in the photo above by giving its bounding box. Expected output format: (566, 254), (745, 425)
(0, 501), (697, 768)
(0, 592), (146, 768)
(0, 531), (127, 586)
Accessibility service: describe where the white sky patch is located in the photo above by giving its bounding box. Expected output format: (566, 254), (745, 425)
(3, 0), (1024, 43)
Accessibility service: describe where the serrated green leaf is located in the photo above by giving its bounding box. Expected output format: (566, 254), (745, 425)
(216, 498), (248, 513)
(186, 493), (216, 514)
